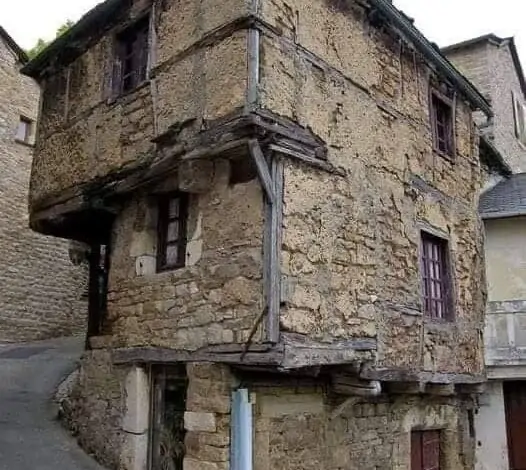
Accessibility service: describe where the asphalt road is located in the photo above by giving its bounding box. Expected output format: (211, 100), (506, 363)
(0, 336), (105, 470)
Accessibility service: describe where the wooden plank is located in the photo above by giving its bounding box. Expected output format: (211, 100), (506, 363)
(248, 140), (275, 203)
(268, 143), (343, 175)
(246, 28), (260, 110)
(267, 155), (283, 343)
(360, 366), (485, 384)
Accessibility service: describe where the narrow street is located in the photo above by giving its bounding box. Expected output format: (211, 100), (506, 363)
(0, 337), (105, 470)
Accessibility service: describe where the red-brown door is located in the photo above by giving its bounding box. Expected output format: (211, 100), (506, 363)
(504, 382), (526, 470)
(411, 430), (440, 470)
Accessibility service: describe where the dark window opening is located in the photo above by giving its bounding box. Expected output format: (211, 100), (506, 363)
(116, 16), (149, 94)
(149, 365), (187, 470)
(421, 232), (452, 320)
(431, 92), (455, 158)
(87, 243), (111, 343)
(157, 193), (189, 272)
(411, 430), (441, 470)
(15, 116), (32, 144)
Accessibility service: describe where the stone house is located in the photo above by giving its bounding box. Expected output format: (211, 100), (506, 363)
(22, 1), (499, 469)
(0, 26), (87, 343)
(445, 35), (526, 470)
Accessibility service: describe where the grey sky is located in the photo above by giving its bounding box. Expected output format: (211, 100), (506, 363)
(1, 0), (525, 65)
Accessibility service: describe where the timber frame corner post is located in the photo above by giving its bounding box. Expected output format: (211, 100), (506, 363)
(248, 139), (284, 344)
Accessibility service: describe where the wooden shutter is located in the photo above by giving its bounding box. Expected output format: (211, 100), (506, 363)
(411, 432), (423, 470)
(411, 430), (441, 470)
(504, 382), (526, 469)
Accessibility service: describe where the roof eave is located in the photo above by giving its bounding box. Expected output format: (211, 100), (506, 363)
(370, 0), (492, 117)
(0, 26), (29, 64)
(481, 211), (526, 220)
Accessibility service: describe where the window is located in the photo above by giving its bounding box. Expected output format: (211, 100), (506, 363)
(157, 193), (189, 272)
(15, 116), (32, 144)
(149, 366), (187, 470)
(420, 232), (452, 320)
(115, 16), (149, 94)
(411, 430), (441, 470)
(430, 91), (455, 158)
(512, 92), (526, 146)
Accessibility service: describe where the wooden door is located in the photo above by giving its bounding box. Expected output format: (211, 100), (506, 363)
(504, 382), (526, 469)
(411, 430), (441, 470)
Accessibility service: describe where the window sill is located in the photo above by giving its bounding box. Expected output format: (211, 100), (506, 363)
(433, 147), (456, 163)
(106, 79), (150, 107)
(423, 316), (456, 331)
(14, 138), (34, 148)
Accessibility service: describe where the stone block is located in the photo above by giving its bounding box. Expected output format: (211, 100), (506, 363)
(123, 367), (150, 435)
(258, 392), (324, 418)
(184, 412), (217, 432)
(120, 432), (148, 470)
(135, 255), (156, 276)
(183, 459), (218, 470)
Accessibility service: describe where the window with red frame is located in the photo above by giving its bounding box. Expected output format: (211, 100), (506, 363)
(156, 193), (189, 272)
(421, 232), (452, 320)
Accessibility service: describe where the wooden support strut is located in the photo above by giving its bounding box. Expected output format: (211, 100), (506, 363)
(248, 139), (283, 344)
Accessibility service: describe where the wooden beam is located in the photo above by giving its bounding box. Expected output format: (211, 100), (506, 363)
(360, 366), (485, 385)
(331, 373), (381, 397)
(456, 383), (486, 395)
(248, 139), (276, 203)
(267, 154), (283, 343)
(425, 383), (455, 396)
(281, 332), (376, 369)
(112, 335), (376, 370)
(385, 382), (424, 395)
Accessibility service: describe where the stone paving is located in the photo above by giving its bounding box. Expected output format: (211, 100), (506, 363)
(0, 336), (105, 470)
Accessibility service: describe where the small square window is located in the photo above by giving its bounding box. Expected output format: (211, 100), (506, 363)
(420, 232), (453, 320)
(114, 16), (149, 95)
(15, 116), (32, 144)
(430, 91), (455, 158)
(156, 193), (189, 272)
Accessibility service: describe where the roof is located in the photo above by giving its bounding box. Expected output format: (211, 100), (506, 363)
(21, 0), (492, 116)
(442, 34), (526, 100)
(479, 173), (526, 219)
(0, 26), (28, 64)
(479, 134), (512, 177)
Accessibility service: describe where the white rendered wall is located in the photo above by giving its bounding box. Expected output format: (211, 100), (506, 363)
(475, 381), (509, 470)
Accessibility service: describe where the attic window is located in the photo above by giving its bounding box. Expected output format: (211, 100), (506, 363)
(430, 91), (455, 158)
(512, 92), (526, 146)
(115, 16), (149, 94)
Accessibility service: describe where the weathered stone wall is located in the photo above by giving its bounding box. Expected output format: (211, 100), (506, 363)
(253, 383), (475, 470)
(60, 350), (126, 469)
(104, 160), (264, 349)
(62, 356), (235, 470)
(446, 40), (526, 172)
(0, 33), (87, 342)
(30, 0), (250, 209)
(259, 0), (486, 374)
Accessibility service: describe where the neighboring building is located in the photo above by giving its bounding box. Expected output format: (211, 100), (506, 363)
(23, 1), (497, 469)
(445, 35), (526, 470)
(0, 26), (87, 343)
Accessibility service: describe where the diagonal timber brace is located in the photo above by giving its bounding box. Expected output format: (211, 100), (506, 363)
(248, 139), (283, 344)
